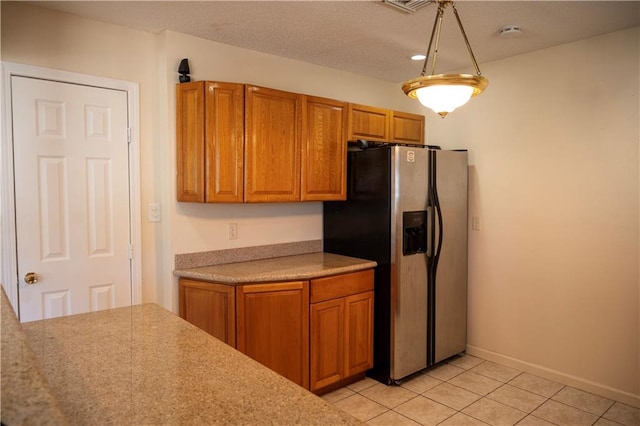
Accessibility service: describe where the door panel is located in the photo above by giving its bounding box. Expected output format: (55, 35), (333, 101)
(12, 76), (132, 322)
(391, 146), (430, 379)
(433, 150), (468, 363)
(244, 85), (301, 202)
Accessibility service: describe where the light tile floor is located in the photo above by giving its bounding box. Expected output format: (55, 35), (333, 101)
(322, 354), (640, 426)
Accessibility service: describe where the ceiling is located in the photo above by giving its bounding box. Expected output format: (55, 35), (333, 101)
(27, 1), (640, 83)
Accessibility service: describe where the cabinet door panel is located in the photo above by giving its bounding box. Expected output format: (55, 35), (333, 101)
(236, 281), (309, 388)
(245, 85), (301, 202)
(345, 291), (374, 376)
(176, 82), (205, 202)
(205, 82), (244, 202)
(178, 279), (236, 347)
(347, 103), (390, 142)
(302, 96), (347, 201)
(392, 111), (425, 144)
(310, 298), (345, 391)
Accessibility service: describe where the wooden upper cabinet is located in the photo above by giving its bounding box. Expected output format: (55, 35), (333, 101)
(301, 96), (347, 201)
(176, 81), (244, 203)
(391, 110), (425, 145)
(176, 82), (205, 202)
(244, 85), (302, 202)
(347, 103), (391, 142)
(177, 81), (422, 203)
(346, 103), (425, 145)
(205, 82), (244, 203)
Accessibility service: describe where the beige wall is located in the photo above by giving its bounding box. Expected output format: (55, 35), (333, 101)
(1, 2), (164, 303)
(428, 27), (639, 404)
(2, 1), (638, 406)
(157, 30), (420, 308)
(0, 2), (416, 307)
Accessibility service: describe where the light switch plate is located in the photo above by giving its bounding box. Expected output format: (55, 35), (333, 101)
(148, 203), (160, 223)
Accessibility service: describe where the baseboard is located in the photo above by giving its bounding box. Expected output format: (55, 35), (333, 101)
(466, 345), (640, 409)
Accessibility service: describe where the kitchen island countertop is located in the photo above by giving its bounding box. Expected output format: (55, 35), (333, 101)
(13, 301), (362, 425)
(173, 252), (377, 284)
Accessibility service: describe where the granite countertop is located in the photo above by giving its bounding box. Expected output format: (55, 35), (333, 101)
(1, 291), (68, 425)
(173, 252), (377, 284)
(14, 302), (362, 425)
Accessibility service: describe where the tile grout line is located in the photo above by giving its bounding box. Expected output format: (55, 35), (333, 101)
(327, 355), (638, 426)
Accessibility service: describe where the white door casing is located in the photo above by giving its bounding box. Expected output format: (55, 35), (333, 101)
(1, 62), (142, 320)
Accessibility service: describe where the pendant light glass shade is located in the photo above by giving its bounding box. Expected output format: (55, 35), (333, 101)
(403, 73), (488, 117)
(402, 1), (488, 118)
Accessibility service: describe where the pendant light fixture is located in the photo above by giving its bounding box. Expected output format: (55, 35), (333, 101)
(402, 0), (488, 118)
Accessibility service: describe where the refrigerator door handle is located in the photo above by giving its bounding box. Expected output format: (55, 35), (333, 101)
(426, 206), (433, 257)
(433, 188), (444, 271)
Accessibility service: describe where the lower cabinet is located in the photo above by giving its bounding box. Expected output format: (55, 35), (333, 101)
(179, 279), (236, 346)
(178, 268), (373, 392)
(236, 281), (309, 389)
(344, 291), (374, 377)
(310, 298), (345, 390)
(310, 270), (374, 391)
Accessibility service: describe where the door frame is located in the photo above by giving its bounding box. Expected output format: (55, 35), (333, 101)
(1, 62), (142, 317)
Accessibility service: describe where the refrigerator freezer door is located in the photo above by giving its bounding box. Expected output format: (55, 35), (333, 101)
(390, 146), (430, 380)
(432, 150), (468, 364)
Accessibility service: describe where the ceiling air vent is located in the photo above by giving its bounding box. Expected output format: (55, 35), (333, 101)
(382, 0), (434, 14)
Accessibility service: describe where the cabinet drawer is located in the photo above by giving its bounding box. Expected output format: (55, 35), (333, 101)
(311, 269), (374, 303)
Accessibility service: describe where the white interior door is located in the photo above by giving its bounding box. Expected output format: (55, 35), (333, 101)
(12, 76), (132, 322)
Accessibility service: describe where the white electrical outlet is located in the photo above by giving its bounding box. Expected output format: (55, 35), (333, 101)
(472, 216), (480, 231)
(228, 223), (238, 240)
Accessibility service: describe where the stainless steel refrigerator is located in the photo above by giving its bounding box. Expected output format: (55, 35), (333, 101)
(323, 144), (468, 383)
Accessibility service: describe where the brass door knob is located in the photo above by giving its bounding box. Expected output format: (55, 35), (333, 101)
(24, 272), (38, 285)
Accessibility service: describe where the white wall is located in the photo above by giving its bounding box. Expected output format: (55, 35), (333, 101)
(0, 2), (416, 308)
(2, 1), (638, 407)
(428, 27), (639, 405)
(0, 2), (164, 303)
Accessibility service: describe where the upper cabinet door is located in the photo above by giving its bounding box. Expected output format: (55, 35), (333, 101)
(205, 82), (244, 203)
(244, 85), (302, 202)
(347, 103), (391, 142)
(176, 82), (205, 202)
(391, 110), (425, 145)
(301, 96), (347, 201)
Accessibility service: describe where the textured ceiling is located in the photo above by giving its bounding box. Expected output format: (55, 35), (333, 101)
(27, 1), (640, 82)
